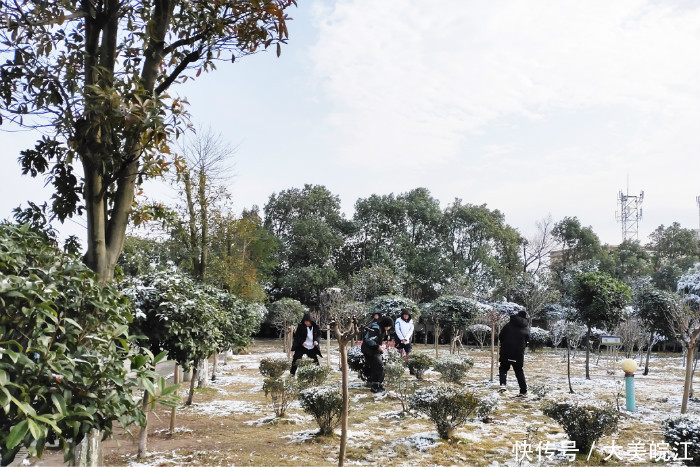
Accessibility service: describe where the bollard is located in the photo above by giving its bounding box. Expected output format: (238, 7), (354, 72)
(621, 359), (638, 412)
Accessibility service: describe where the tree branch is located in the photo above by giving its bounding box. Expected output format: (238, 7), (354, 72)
(154, 49), (201, 96)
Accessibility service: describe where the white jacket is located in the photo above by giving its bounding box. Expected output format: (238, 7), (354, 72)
(394, 317), (414, 342)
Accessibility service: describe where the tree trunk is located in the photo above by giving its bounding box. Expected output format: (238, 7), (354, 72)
(186, 364), (198, 406)
(585, 326), (591, 380)
(197, 359), (207, 389)
(434, 324), (440, 359)
(211, 353), (218, 382)
(490, 323), (495, 382)
(71, 429), (103, 467)
(170, 363), (179, 436)
(567, 343), (574, 394)
(682, 343), (695, 414)
(338, 340), (349, 467)
(643, 336), (653, 376)
(137, 389), (150, 458)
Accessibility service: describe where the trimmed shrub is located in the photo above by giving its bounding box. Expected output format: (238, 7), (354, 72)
(409, 384), (481, 439)
(542, 400), (619, 453)
(407, 353), (434, 380)
(662, 415), (700, 465)
(298, 386), (342, 436)
(383, 346), (405, 366)
(433, 355), (474, 383)
(347, 345), (370, 384)
(296, 364), (330, 389)
(385, 360), (413, 412)
(262, 377), (297, 418)
(259, 357), (289, 378)
(529, 327), (550, 350)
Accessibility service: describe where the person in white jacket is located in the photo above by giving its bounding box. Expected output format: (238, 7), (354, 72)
(394, 311), (414, 361)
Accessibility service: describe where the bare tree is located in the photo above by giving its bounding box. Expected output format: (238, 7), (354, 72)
(665, 299), (700, 413)
(176, 127), (236, 282)
(522, 215), (557, 274)
(615, 317), (646, 359)
(326, 291), (363, 467)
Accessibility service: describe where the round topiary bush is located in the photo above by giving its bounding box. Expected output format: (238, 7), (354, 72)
(407, 352), (434, 380)
(433, 355), (474, 383)
(259, 357), (289, 378)
(296, 364), (330, 389)
(298, 386), (342, 436)
(409, 384), (481, 439)
(529, 326), (550, 350)
(542, 400), (619, 453)
(662, 415), (700, 465)
(347, 345), (370, 383)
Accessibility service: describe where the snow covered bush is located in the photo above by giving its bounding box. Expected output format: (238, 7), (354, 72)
(409, 384), (481, 439)
(384, 360), (413, 412)
(662, 415), (700, 465)
(346, 345), (370, 384)
(467, 323), (491, 348)
(262, 377), (297, 418)
(542, 400), (619, 452)
(383, 346), (405, 366)
(368, 294), (420, 320)
(407, 352), (434, 380)
(298, 386), (342, 436)
(529, 327), (550, 350)
(296, 364), (330, 389)
(433, 355), (474, 383)
(259, 357), (289, 378)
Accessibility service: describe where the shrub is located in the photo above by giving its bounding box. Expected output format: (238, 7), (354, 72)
(662, 415), (700, 465)
(542, 400), (619, 453)
(433, 355), (474, 383)
(409, 384), (481, 439)
(529, 327), (550, 350)
(262, 377), (297, 418)
(296, 365), (330, 389)
(385, 360), (414, 412)
(407, 353), (434, 380)
(383, 346), (405, 366)
(298, 386), (342, 436)
(347, 345), (370, 384)
(259, 357), (289, 378)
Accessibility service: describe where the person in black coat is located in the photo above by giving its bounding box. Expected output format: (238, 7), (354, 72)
(290, 313), (323, 375)
(361, 316), (394, 393)
(498, 309), (530, 397)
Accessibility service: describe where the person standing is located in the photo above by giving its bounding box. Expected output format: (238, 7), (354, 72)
(394, 311), (414, 361)
(290, 313), (322, 376)
(361, 316), (394, 393)
(498, 309), (530, 398)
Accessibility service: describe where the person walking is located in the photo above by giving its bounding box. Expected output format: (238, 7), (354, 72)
(361, 316), (394, 393)
(498, 309), (530, 398)
(394, 311), (414, 361)
(290, 313), (322, 376)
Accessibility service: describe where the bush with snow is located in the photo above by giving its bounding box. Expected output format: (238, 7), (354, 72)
(259, 357), (289, 378)
(467, 323), (491, 348)
(262, 377), (297, 418)
(529, 327), (550, 350)
(409, 384), (481, 439)
(662, 415), (700, 465)
(298, 386), (342, 436)
(296, 364), (330, 389)
(433, 355), (474, 383)
(347, 345), (370, 384)
(542, 400), (619, 453)
(407, 352), (434, 380)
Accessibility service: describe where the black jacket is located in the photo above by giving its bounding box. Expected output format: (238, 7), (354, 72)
(498, 315), (530, 362)
(291, 314), (323, 357)
(361, 322), (387, 357)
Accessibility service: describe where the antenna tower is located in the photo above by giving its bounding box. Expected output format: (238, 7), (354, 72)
(615, 182), (644, 242)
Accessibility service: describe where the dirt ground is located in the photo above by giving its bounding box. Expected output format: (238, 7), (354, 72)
(27, 339), (696, 466)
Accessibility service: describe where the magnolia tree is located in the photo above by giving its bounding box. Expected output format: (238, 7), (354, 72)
(0, 223), (171, 465)
(425, 296), (484, 356)
(634, 282), (675, 375)
(367, 295), (420, 321)
(267, 298), (307, 357)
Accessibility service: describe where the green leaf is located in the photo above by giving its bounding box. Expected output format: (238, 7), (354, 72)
(153, 351), (168, 365)
(27, 418), (42, 440)
(142, 378), (155, 397)
(132, 354), (147, 369)
(0, 369), (7, 385)
(51, 393), (67, 416)
(6, 419), (28, 449)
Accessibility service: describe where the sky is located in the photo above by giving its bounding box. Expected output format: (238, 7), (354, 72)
(2, 0), (700, 247)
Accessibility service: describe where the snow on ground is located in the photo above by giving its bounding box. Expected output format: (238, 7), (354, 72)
(180, 399), (262, 416)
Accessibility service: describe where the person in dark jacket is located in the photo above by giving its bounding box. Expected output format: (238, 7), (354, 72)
(290, 313), (323, 376)
(361, 316), (394, 393)
(498, 309), (530, 397)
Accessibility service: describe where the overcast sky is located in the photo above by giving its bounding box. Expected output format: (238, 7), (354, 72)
(2, 0), (700, 247)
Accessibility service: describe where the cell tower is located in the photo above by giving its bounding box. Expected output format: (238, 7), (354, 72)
(615, 184), (644, 242)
